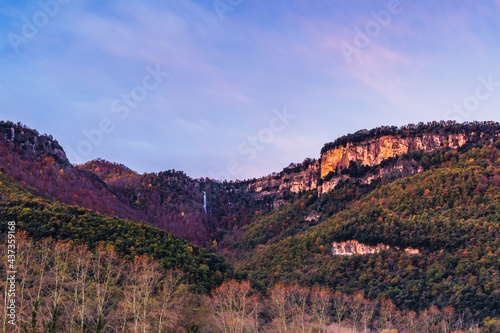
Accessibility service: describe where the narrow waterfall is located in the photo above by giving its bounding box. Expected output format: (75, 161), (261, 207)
(203, 191), (207, 214)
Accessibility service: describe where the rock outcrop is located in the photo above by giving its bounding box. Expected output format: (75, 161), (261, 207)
(332, 240), (389, 255)
(0, 121), (70, 167)
(243, 159), (320, 196)
(249, 122), (500, 198)
(243, 131), (476, 197)
(243, 123), (500, 198)
(320, 133), (469, 179)
(331, 240), (420, 256)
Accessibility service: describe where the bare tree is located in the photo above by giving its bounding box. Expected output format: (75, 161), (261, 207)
(419, 305), (441, 333)
(359, 298), (375, 333)
(0, 235), (7, 333)
(289, 283), (309, 333)
(348, 292), (364, 332)
(64, 244), (91, 333)
(268, 283), (289, 333)
(122, 255), (161, 333)
(26, 238), (51, 333)
(401, 310), (418, 333)
(379, 298), (397, 332)
(441, 306), (456, 333)
(332, 291), (348, 333)
(310, 286), (332, 333)
(45, 241), (71, 332)
(154, 270), (183, 332)
(94, 243), (122, 332)
(1, 233), (33, 332)
(212, 279), (259, 333)
(12, 233), (34, 333)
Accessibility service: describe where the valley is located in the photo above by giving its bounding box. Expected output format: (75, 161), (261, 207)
(1, 120), (500, 332)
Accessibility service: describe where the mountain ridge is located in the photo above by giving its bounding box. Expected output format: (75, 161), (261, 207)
(3, 119), (500, 248)
(2, 119), (500, 325)
(4, 120), (500, 197)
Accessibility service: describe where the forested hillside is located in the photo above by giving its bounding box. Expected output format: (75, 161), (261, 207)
(2, 120), (500, 331)
(77, 159), (278, 247)
(0, 122), (141, 222)
(236, 140), (500, 321)
(1, 234), (490, 332)
(0, 170), (231, 292)
(0, 121), (280, 247)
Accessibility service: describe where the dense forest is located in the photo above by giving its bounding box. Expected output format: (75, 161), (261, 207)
(0, 121), (283, 247)
(78, 159), (278, 247)
(1, 234), (492, 332)
(2, 120), (500, 331)
(237, 140), (500, 321)
(0, 170), (231, 292)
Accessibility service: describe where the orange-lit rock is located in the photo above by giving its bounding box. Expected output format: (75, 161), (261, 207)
(331, 240), (420, 256)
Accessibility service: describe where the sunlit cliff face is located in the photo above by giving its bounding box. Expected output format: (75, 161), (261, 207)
(320, 133), (469, 179)
(331, 240), (420, 256)
(242, 133), (473, 199)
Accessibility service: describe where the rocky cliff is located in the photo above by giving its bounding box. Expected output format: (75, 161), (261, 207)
(331, 240), (420, 256)
(320, 133), (470, 179)
(245, 122), (500, 197)
(5, 120), (500, 204)
(244, 132), (472, 197)
(0, 121), (69, 167)
(244, 159), (319, 196)
(332, 240), (389, 255)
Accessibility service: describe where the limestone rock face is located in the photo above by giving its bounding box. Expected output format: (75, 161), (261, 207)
(332, 240), (389, 256)
(242, 131), (487, 200)
(320, 133), (469, 179)
(0, 121), (69, 167)
(331, 240), (420, 256)
(319, 158), (423, 195)
(245, 159), (320, 196)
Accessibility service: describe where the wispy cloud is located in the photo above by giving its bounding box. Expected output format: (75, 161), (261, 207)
(2, 0), (500, 178)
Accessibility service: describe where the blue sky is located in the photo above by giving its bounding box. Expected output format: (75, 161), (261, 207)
(1, 0), (500, 180)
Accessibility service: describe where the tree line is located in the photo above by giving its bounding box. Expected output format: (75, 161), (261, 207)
(238, 141), (500, 322)
(320, 120), (500, 154)
(2, 234), (495, 332)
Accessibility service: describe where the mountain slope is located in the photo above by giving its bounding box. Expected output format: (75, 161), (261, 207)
(0, 170), (231, 292)
(77, 159), (279, 246)
(0, 121), (279, 246)
(4, 120), (500, 249)
(0, 121), (141, 220)
(235, 140), (500, 319)
(2, 119), (500, 323)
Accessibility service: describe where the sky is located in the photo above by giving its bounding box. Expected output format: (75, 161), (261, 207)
(1, 0), (500, 180)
